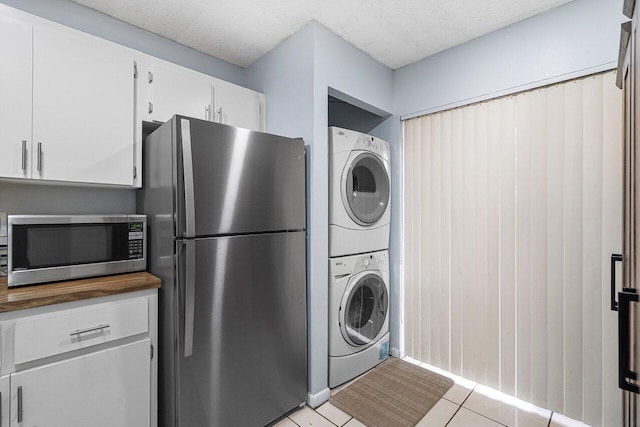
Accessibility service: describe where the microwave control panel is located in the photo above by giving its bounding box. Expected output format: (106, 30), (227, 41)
(128, 222), (144, 259)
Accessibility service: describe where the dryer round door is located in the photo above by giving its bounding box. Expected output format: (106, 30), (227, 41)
(340, 272), (388, 347)
(342, 152), (390, 226)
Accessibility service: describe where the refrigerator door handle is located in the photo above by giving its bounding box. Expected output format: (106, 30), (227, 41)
(612, 253), (624, 311)
(183, 239), (196, 357)
(180, 118), (196, 237)
(618, 288), (640, 393)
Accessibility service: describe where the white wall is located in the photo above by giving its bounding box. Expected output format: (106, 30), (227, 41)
(394, 0), (624, 119)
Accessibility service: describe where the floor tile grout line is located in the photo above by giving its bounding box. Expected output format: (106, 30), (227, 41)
(458, 384), (476, 407)
(286, 415), (302, 427)
(458, 387), (511, 427)
(444, 403), (463, 427)
(311, 405), (344, 427)
(445, 384), (477, 427)
(460, 406), (510, 426)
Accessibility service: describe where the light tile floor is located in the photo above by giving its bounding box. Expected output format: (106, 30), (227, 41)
(272, 357), (590, 427)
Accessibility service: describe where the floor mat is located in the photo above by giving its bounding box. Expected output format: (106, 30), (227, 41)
(330, 358), (454, 427)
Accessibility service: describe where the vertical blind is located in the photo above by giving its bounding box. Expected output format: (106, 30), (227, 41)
(403, 71), (621, 426)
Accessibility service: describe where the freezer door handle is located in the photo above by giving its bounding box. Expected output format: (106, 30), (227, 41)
(618, 288), (640, 393)
(611, 253), (623, 311)
(181, 118), (196, 237)
(183, 239), (196, 357)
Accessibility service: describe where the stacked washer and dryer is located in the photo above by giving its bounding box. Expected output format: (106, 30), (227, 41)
(328, 126), (391, 388)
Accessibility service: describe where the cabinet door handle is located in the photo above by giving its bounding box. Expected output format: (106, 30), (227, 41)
(619, 289), (640, 393)
(21, 140), (27, 172)
(69, 323), (110, 336)
(17, 386), (22, 423)
(217, 107), (223, 123)
(36, 142), (42, 173)
(205, 105), (211, 121)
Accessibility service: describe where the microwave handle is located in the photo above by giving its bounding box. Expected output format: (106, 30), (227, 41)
(182, 239), (196, 357)
(180, 118), (196, 238)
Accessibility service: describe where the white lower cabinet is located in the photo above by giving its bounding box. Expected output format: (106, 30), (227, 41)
(0, 375), (8, 427)
(10, 339), (150, 427)
(0, 290), (157, 427)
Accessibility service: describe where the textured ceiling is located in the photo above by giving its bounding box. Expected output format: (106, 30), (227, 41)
(71, 0), (574, 69)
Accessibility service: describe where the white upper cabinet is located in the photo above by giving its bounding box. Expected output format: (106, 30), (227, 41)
(145, 63), (265, 132)
(33, 26), (135, 186)
(150, 65), (213, 123)
(0, 4), (266, 188)
(0, 15), (32, 179)
(213, 81), (264, 131)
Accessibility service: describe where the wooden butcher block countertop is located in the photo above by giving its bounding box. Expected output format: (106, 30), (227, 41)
(0, 272), (160, 312)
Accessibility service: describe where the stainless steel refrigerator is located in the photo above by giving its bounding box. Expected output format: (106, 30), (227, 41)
(138, 116), (307, 427)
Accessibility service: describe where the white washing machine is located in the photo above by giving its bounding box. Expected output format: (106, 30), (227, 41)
(329, 127), (391, 257)
(328, 249), (390, 388)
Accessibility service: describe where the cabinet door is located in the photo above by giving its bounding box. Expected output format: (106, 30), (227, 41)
(0, 15), (32, 179)
(213, 83), (263, 131)
(0, 375), (8, 427)
(33, 25), (135, 186)
(11, 339), (151, 427)
(151, 65), (212, 123)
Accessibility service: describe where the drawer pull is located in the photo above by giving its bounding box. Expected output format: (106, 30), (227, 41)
(69, 324), (110, 336)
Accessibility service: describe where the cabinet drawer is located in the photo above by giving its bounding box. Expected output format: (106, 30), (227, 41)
(13, 298), (148, 364)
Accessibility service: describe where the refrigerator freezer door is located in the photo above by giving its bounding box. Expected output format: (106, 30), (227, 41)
(175, 117), (306, 238)
(176, 232), (307, 427)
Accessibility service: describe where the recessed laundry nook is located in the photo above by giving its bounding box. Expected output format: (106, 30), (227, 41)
(0, 0), (633, 426)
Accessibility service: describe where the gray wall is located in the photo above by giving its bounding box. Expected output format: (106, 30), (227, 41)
(0, 181), (136, 215)
(394, 0), (624, 118)
(246, 22), (322, 403)
(328, 97), (387, 135)
(311, 19), (398, 389)
(248, 21), (397, 404)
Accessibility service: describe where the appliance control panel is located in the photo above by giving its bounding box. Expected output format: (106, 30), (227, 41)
(128, 221), (144, 259)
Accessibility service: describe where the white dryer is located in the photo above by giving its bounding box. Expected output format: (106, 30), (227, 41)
(329, 127), (391, 257)
(328, 249), (390, 388)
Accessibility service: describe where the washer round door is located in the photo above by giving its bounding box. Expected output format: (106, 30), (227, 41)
(342, 152), (390, 226)
(340, 272), (388, 347)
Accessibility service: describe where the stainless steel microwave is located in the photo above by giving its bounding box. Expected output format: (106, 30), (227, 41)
(7, 215), (146, 287)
